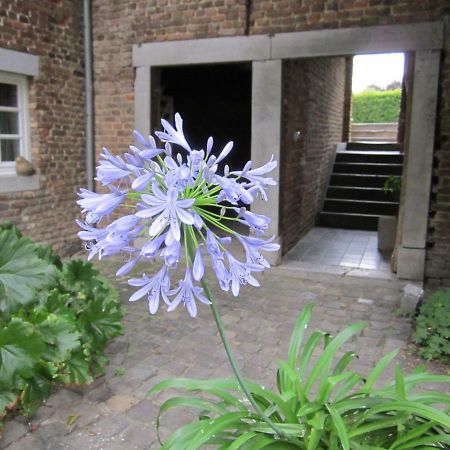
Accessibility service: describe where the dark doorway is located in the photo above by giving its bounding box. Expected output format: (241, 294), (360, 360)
(153, 63), (251, 171)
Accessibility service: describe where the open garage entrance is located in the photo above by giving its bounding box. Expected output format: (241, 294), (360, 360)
(152, 63), (251, 171)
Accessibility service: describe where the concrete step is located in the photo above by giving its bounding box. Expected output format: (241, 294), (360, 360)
(336, 151), (403, 164)
(333, 162), (403, 175)
(323, 198), (399, 215)
(330, 173), (390, 188)
(326, 186), (399, 202)
(346, 142), (400, 151)
(318, 212), (379, 230)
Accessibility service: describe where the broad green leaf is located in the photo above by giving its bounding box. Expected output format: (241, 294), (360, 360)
(0, 387), (18, 415)
(20, 369), (53, 416)
(59, 353), (93, 386)
(37, 314), (81, 362)
(0, 319), (45, 384)
(80, 297), (123, 346)
(0, 230), (56, 314)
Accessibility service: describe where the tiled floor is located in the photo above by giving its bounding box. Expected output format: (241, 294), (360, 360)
(285, 227), (391, 272)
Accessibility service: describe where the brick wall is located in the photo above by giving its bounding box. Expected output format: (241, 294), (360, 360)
(92, 0), (247, 156)
(92, 0), (450, 283)
(281, 57), (346, 254)
(0, 0), (85, 254)
(426, 17), (450, 287)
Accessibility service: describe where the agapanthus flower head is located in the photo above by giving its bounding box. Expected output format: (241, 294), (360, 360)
(77, 113), (279, 317)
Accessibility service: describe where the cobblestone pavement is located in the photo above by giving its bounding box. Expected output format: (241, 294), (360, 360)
(0, 259), (443, 449)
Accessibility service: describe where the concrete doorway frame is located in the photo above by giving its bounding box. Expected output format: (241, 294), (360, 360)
(132, 21), (443, 281)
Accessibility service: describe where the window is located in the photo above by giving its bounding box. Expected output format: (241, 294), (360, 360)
(0, 72), (30, 174)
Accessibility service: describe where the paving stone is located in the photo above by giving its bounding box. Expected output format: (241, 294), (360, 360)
(5, 433), (45, 450)
(106, 394), (140, 413)
(87, 414), (130, 440)
(0, 422), (28, 449)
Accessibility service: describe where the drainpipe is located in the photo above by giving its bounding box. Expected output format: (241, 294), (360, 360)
(83, 0), (95, 191)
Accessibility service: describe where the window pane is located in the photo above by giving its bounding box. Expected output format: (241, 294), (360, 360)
(0, 83), (18, 107)
(0, 111), (19, 134)
(0, 139), (19, 162)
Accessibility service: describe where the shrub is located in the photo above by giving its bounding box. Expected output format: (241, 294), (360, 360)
(413, 290), (450, 363)
(352, 89), (401, 123)
(151, 303), (450, 448)
(0, 224), (124, 425)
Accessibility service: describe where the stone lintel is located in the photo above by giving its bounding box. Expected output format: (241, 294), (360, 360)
(133, 35), (271, 67)
(272, 22), (443, 59)
(132, 22), (443, 68)
(0, 48), (39, 76)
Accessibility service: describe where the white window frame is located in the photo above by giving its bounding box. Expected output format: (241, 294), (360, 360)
(0, 71), (31, 175)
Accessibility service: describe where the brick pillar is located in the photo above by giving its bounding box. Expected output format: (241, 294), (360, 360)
(342, 56), (353, 142)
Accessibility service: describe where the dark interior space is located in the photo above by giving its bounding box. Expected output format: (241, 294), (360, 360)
(155, 63), (251, 171)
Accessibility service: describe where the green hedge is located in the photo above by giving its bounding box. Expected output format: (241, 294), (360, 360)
(352, 89), (401, 123)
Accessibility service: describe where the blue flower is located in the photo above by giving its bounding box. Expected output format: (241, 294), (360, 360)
(225, 252), (264, 296)
(95, 148), (131, 186)
(128, 266), (171, 314)
(77, 187), (125, 220)
(136, 184), (195, 241)
(238, 235), (280, 268)
(237, 208), (271, 235)
(77, 113), (279, 317)
(168, 268), (211, 318)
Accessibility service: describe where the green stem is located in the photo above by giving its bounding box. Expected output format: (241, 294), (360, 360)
(199, 280), (295, 443)
(183, 228), (296, 443)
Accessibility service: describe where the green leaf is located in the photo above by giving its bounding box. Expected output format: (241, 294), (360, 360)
(361, 350), (398, 392)
(287, 303), (314, 369)
(326, 404), (350, 450)
(59, 353), (93, 386)
(0, 230), (56, 314)
(20, 369), (53, 416)
(0, 386), (18, 416)
(0, 319), (45, 384)
(394, 365), (406, 400)
(37, 314), (81, 362)
(187, 412), (255, 450)
(304, 321), (366, 395)
(79, 297), (123, 347)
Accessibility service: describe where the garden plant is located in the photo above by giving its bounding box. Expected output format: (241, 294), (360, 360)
(76, 114), (450, 448)
(0, 223), (124, 433)
(413, 289), (450, 364)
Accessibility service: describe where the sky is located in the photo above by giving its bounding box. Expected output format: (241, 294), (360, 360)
(352, 53), (405, 93)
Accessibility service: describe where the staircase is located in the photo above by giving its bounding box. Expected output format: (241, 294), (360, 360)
(318, 143), (403, 231)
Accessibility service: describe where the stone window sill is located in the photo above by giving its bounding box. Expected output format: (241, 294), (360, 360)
(0, 174), (40, 193)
